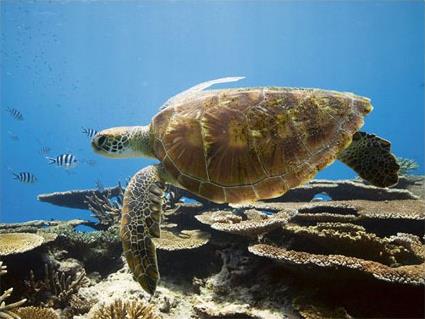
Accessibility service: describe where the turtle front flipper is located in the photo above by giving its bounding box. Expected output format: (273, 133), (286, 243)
(121, 164), (165, 294)
(338, 132), (400, 187)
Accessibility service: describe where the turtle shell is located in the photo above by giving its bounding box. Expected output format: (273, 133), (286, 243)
(151, 88), (371, 204)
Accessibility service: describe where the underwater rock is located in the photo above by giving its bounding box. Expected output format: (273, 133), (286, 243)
(0, 233), (46, 256)
(153, 229), (210, 251)
(0, 261), (27, 319)
(37, 186), (123, 209)
(16, 306), (59, 319)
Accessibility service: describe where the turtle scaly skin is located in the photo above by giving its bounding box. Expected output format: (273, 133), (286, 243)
(92, 77), (399, 294)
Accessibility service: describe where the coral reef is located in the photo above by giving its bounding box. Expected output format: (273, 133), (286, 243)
(0, 233), (45, 256)
(153, 229), (210, 251)
(24, 264), (89, 308)
(87, 299), (160, 319)
(0, 219), (90, 234)
(1, 178), (423, 318)
(196, 209), (297, 237)
(16, 306), (59, 319)
(0, 261), (26, 319)
(37, 186), (123, 209)
(248, 240), (424, 285)
(84, 189), (123, 230)
(396, 157), (420, 175)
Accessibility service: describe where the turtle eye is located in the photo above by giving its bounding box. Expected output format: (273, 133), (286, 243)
(97, 136), (107, 146)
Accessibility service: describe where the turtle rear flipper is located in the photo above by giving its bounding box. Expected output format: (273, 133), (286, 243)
(121, 165), (165, 295)
(338, 132), (400, 187)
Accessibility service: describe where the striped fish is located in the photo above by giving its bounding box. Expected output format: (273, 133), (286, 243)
(39, 146), (51, 156)
(12, 172), (37, 183)
(82, 127), (98, 139)
(6, 107), (24, 121)
(47, 153), (78, 168)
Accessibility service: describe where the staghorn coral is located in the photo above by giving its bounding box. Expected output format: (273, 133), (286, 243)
(84, 189), (123, 230)
(16, 306), (59, 319)
(0, 261), (26, 319)
(24, 264), (89, 308)
(88, 298), (160, 319)
(396, 157), (419, 176)
(0, 233), (45, 256)
(248, 242), (425, 285)
(153, 229), (210, 251)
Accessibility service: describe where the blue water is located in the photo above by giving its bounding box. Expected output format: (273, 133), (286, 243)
(1, 1), (424, 223)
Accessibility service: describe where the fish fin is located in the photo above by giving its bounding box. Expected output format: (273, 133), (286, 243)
(46, 157), (56, 164)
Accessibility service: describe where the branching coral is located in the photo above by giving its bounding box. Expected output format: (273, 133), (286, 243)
(24, 264), (89, 308)
(396, 157), (419, 176)
(0, 233), (45, 256)
(15, 306), (59, 319)
(89, 299), (160, 319)
(84, 189), (123, 229)
(0, 261), (26, 319)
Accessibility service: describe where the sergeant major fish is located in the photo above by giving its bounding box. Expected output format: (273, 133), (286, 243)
(12, 171), (37, 183)
(47, 153), (78, 168)
(82, 127), (98, 139)
(6, 107), (24, 121)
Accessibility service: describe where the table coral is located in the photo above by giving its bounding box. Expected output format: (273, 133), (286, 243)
(0, 233), (45, 256)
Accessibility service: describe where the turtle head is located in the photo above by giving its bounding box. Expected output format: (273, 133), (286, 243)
(92, 126), (154, 158)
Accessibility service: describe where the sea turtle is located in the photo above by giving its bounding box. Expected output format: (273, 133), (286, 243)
(91, 77), (399, 294)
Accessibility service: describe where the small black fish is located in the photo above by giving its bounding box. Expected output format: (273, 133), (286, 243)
(47, 153), (77, 168)
(82, 127), (98, 139)
(6, 107), (24, 121)
(12, 172), (37, 183)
